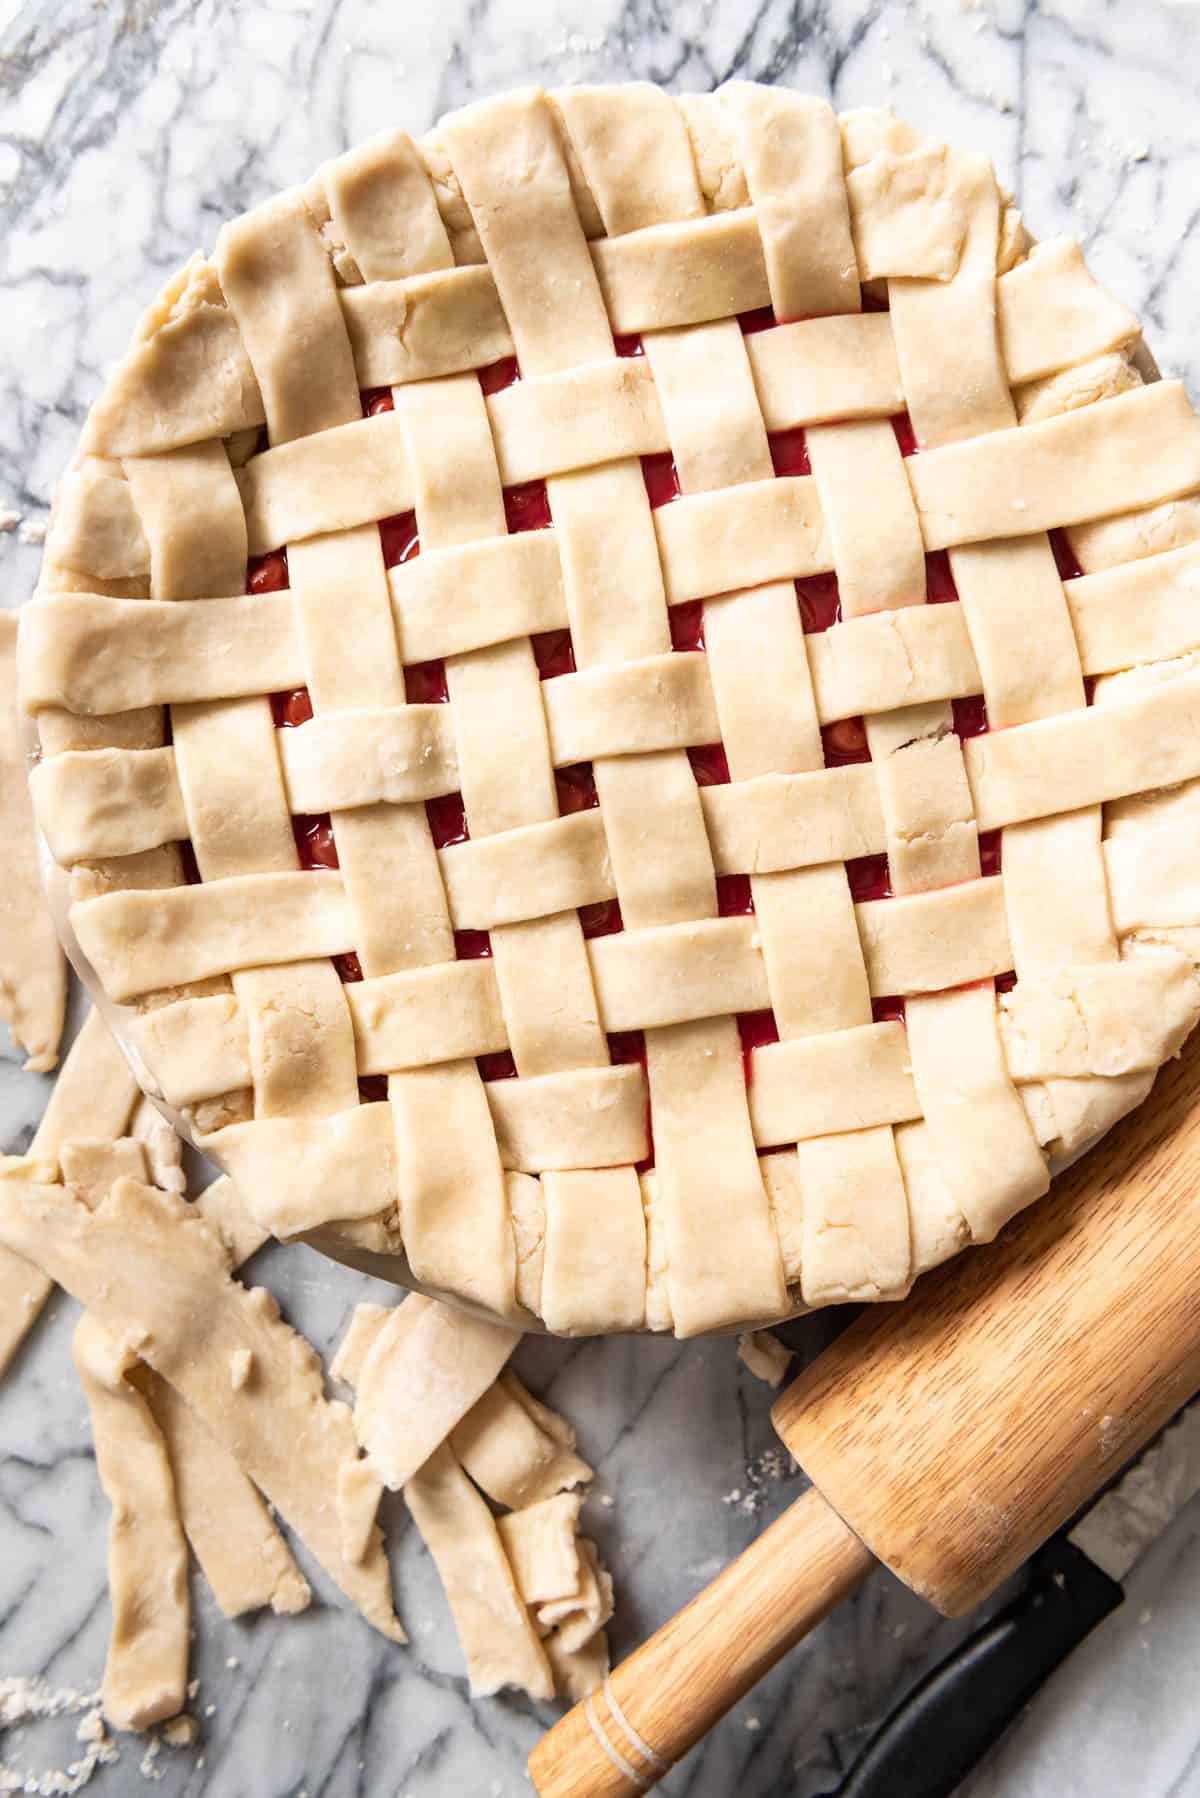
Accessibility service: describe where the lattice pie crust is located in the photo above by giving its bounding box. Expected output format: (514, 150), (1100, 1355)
(21, 84), (1200, 1337)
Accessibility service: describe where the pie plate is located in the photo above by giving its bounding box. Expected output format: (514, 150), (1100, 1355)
(20, 83), (1200, 1338)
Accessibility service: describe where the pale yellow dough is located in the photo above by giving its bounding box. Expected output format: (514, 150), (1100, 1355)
(72, 1314), (189, 1732)
(0, 1174), (403, 1642)
(23, 82), (1200, 1336)
(0, 613), (65, 1071)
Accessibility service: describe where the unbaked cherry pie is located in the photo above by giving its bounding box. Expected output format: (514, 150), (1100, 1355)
(19, 82), (1200, 1336)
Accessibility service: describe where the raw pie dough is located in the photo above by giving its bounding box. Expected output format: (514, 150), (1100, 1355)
(0, 1152), (616, 1719)
(20, 82), (1200, 1336)
(0, 597), (614, 1729)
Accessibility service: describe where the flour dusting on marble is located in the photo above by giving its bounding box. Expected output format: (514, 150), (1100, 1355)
(0, 1678), (117, 1797)
(723, 1446), (797, 1517)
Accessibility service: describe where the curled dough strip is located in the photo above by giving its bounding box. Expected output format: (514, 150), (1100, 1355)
(72, 1313), (189, 1732)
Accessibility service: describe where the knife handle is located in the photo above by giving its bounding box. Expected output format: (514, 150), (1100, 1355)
(823, 1537), (1123, 1798)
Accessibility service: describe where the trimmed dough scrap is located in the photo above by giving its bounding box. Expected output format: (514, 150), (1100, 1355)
(737, 1328), (793, 1387)
(72, 1313), (190, 1732)
(0, 1172), (403, 1642)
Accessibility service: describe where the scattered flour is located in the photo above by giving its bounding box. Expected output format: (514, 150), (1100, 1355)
(722, 1446), (797, 1516)
(0, 1677), (118, 1797)
(16, 520), (46, 546)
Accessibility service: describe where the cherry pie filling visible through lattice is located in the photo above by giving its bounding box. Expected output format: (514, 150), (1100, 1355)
(253, 339), (1027, 1133)
(23, 84), (1200, 1340)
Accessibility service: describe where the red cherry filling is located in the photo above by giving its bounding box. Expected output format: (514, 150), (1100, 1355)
(247, 548), (289, 594)
(532, 630), (575, 679)
(271, 687), (313, 729)
(580, 898), (624, 940)
(292, 813), (337, 870)
(953, 694), (989, 739)
(238, 333), (1009, 1133)
(555, 763), (599, 815)
(846, 854), (891, 904)
(738, 1009), (780, 1084)
(738, 306), (777, 336)
(925, 550), (957, 604)
(607, 1030), (652, 1172)
(769, 429), (810, 477)
(797, 573), (841, 633)
(478, 356), (520, 395)
(892, 412), (918, 457)
(504, 480), (552, 534)
(688, 742), (730, 787)
(641, 452), (679, 509)
(455, 930), (492, 960)
(1050, 528), (1083, 582)
(380, 510), (420, 567)
(979, 830), (1003, 878)
(426, 792), (469, 849)
(670, 601), (705, 652)
(404, 660), (449, 705)
(821, 717), (870, 767)
(718, 874), (753, 917)
(872, 996), (906, 1025)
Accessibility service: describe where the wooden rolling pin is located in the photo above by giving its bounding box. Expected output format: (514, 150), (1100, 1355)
(530, 1030), (1200, 1797)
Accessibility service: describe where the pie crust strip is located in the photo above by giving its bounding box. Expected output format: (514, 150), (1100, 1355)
(0, 1173), (403, 1641)
(72, 1313), (190, 1732)
(0, 612), (66, 1072)
(22, 83), (1200, 1336)
(0, 1008), (139, 1379)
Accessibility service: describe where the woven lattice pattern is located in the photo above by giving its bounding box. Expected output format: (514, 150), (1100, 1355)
(22, 84), (1200, 1336)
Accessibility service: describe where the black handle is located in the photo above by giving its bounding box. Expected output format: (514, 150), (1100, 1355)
(820, 1536), (1123, 1798)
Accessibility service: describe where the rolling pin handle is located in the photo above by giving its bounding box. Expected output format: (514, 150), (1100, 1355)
(528, 1485), (874, 1798)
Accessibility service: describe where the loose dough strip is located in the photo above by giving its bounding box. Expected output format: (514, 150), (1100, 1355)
(2, 993), (305, 1625)
(0, 611), (66, 1072)
(404, 1442), (554, 1699)
(535, 1537), (614, 1652)
(72, 1313), (189, 1732)
(546, 1628), (610, 1702)
(333, 1296), (608, 1697)
(500, 1496), (612, 1700)
(0, 1008), (139, 1379)
(0, 1174), (402, 1641)
(193, 1171), (271, 1269)
(140, 1370), (311, 1619)
(497, 1491), (587, 1604)
(140, 1172), (310, 1621)
(737, 1329), (793, 1387)
(338, 1294), (520, 1491)
(60, 1137), (149, 1205)
(451, 1369), (593, 1508)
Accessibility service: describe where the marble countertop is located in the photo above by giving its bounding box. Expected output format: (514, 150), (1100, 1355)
(4, 0), (1200, 1792)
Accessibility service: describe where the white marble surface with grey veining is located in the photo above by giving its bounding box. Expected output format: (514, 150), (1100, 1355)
(2, 1), (1199, 1793)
